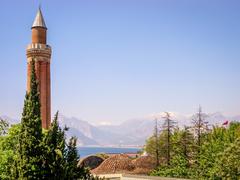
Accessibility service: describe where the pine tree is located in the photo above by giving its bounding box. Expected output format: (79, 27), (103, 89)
(191, 106), (208, 152)
(0, 118), (9, 136)
(181, 126), (194, 163)
(154, 118), (160, 167)
(162, 112), (176, 165)
(17, 59), (44, 179)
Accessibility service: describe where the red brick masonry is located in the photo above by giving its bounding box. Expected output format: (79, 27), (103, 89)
(26, 26), (52, 129)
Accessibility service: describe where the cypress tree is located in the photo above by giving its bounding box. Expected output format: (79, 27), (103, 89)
(65, 137), (90, 180)
(43, 111), (67, 179)
(44, 112), (91, 180)
(18, 59), (43, 179)
(14, 59), (94, 179)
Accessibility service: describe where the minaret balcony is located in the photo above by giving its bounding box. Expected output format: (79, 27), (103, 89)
(26, 43), (52, 60)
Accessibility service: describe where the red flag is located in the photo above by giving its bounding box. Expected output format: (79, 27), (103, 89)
(222, 120), (228, 125)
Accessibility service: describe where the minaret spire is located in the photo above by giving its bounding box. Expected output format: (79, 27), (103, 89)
(32, 6), (47, 29)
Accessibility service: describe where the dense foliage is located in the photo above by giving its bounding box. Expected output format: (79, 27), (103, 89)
(146, 111), (240, 179)
(0, 61), (95, 179)
(17, 60), (44, 178)
(0, 123), (20, 179)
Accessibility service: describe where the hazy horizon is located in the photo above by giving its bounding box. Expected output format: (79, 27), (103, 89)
(0, 0), (240, 125)
(2, 111), (239, 127)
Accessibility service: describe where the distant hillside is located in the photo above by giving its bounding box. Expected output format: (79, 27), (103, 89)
(58, 113), (240, 146)
(1, 112), (240, 146)
(58, 115), (124, 146)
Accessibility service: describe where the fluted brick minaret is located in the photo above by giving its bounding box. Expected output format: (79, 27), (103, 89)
(26, 8), (51, 129)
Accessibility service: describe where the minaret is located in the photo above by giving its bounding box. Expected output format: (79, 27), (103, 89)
(26, 8), (52, 129)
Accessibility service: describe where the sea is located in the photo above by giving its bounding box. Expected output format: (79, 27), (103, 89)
(78, 146), (141, 158)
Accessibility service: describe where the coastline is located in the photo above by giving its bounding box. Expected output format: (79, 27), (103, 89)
(78, 145), (143, 149)
(77, 146), (142, 158)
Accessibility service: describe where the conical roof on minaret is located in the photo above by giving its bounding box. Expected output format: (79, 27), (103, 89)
(32, 7), (47, 29)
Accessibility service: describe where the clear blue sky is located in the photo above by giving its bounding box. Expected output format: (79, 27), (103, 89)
(0, 0), (240, 125)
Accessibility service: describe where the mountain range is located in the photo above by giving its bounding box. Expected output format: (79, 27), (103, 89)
(1, 112), (240, 147)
